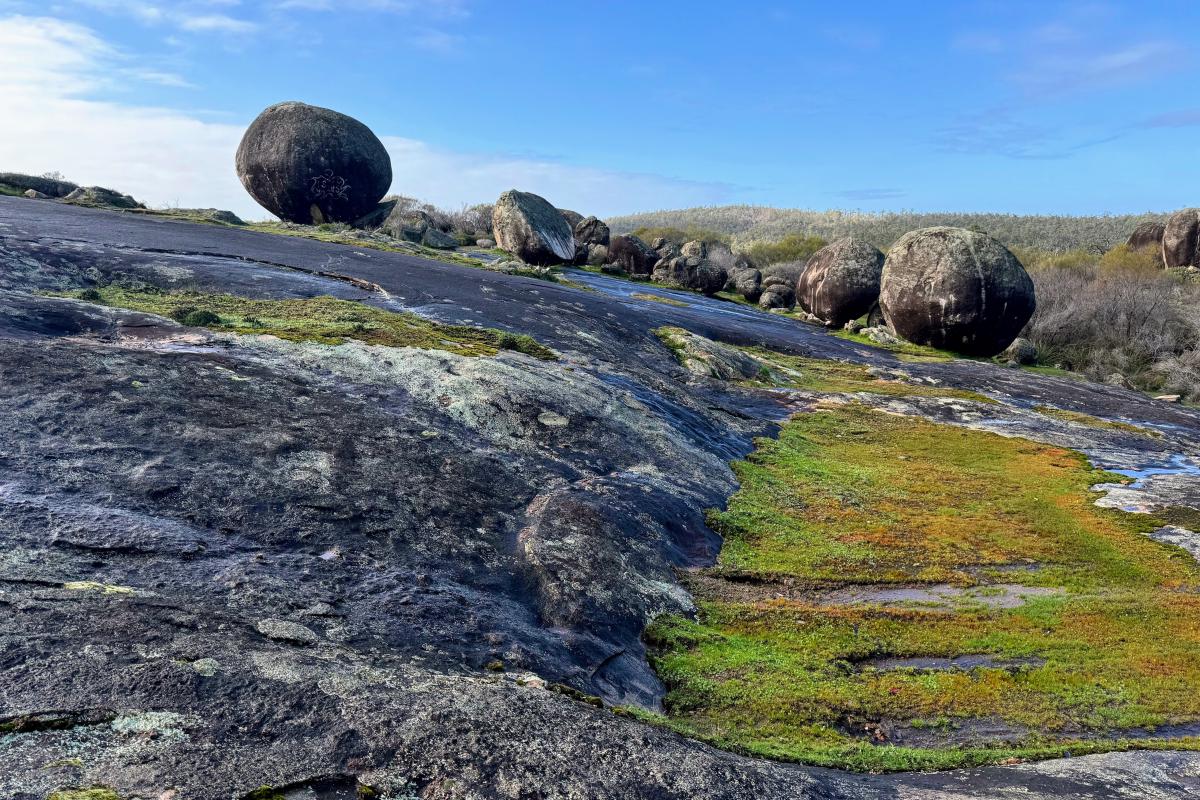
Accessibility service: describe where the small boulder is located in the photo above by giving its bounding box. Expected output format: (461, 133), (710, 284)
(236, 101), (393, 224)
(796, 237), (885, 327)
(1127, 221), (1166, 252)
(1105, 373), (1135, 390)
(1000, 337), (1037, 365)
(585, 243), (609, 266)
(680, 240), (706, 259)
(422, 227), (459, 250)
(758, 284), (795, 310)
(880, 226), (1035, 357)
(657, 327), (764, 381)
(731, 268), (762, 303)
(476, 237), (496, 248)
(352, 198), (399, 229)
(22, 189), (47, 199)
(1154, 394), (1182, 404)
(256, 618), (318, 645)
(0, 172), (78, 198)
(607, 234), (657, 277)
(1162, 209), (1200, 269)
(493, 190), (576, 265)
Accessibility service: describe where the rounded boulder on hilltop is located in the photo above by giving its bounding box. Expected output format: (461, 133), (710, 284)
(1162, 209), (1200, 269)
(796, 237), (884, 326)
(492, 190), (576, 266)
(880, 226), (1035, 356)
(235, 101), (393, 225)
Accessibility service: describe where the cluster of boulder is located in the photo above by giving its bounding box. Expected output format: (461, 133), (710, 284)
(3, 172), (145, 210)
(1125, 209), (1200, 270)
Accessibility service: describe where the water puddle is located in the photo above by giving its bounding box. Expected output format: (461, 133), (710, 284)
(1109, 454), (1200, 489)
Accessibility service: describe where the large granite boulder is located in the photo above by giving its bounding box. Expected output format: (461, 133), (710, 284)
(650, 253), (727, 296)
(758, 280), (795, 310)
(1127, 221), (1166, 252)
(796, 237), (885, 327)
(608, 234), (657, 277)
(493, 190), (576, 265)
(1162, 209), (1200, 269)
(730, 268), (762, 303)
(880, 226), (1035, 356)
(235, 101), (393, 225)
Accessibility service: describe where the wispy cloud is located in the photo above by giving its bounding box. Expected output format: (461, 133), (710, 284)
(71, 0), (258, 34)
(0, 14), (732, 219)
(409, 27), (464, 55)
(1141, 109), (1200, 129)
(936, 108), (1120, 160)
(178, 13), (256, 33)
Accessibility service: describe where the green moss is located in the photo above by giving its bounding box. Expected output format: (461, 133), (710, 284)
(833, 329), (963, 362)
(242, 788), (285, 800)
(647, 403), (1200, 771)
(632, 292), (688, 307)
(0, 183), (23, 197)
(1034, 405), (1161, 438)
(58, 288), (555, 361)
(47, 789), (123, 800)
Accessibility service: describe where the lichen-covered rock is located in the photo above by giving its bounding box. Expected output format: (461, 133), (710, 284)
(880, 227), (1035, 356)
(1127, 221), (1165, 252)
(586, 243), (609, 266)
(608, 234), (657, 277)
(656, 327), (764, 381)
(235, 101), (393, 224)
(574, 216), (610, 248)
(492, 190), (576, 266)
(651, 255), (727, 296)
(1162, 209), (1200, 269)
(22, 189), (47, 199)
(796, 237), (884, 327)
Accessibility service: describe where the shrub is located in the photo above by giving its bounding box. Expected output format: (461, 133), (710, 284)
(745, 234), (827, 267)
(181, 309), (221, 327)
(78, 288), (103, 302)
(1023, 265), (1199, 397)
(1098, 243), (1163, 275)
(758, 259), (808, 284)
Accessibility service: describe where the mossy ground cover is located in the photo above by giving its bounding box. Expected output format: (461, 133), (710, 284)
(631, 292), (689, 307)
(63, 287), (555, 360)
(647, 403), (1200, 771)
(1034, 405), (1161, 438)
(740, 344), (994, 404)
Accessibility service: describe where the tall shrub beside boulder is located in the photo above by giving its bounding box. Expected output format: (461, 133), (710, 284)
(880, 226), (1035, 356)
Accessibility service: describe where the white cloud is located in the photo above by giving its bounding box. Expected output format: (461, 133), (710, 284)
(177, 13), (256, 33)
(0, 14), (732, 220)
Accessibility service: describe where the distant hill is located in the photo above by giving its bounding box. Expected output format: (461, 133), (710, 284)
(608, 206), (1169, 253)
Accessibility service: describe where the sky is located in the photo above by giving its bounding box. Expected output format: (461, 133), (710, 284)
(0, 1), (1197, 221)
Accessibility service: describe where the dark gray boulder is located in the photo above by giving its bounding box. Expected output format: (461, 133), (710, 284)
(758, 284), (795, 310)
(880, 226), (1035, 356)
(730, 268), (762, 303)
(1162, 209), (1200, 269)
(1127, 221), (1165, 252)
(1002, 337), (1038, 365)
(796, 237), (884, 327)
(493, 190), (576, 265)
(650, 253), (727, 296)
(608, 234), (657, 277)
(574, 216), (611, 248)
(235, 101), (393, 225)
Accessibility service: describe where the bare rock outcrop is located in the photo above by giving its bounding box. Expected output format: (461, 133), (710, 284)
(493, 190), (576, 265)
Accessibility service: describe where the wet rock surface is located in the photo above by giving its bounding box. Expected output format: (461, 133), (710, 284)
(2, 197), (1200, 798)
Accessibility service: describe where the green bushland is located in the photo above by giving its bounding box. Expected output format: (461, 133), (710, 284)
(62, 288), (556, 360)
(631, 226), (730, 247)
(745, 234), (827, 266)
(647, 403), (1200, 771)
(0, 183), (23, 197)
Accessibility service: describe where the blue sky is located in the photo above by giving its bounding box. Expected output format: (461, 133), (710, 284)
(0, 1), (1197, 219)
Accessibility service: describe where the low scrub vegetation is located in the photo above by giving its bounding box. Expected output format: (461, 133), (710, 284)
(60, 288), (556, 360)
(647, 402), (1200, 771)
(744, 233), (827, 266)
(611, 206), (1165, 253)
(631, 226), (730, 247)
(1021, 248), (1200, 399)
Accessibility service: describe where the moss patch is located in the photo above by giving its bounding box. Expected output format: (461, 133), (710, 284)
(741, 344), (995, 404)
(48, 790), (123, 800)
(1034, 405), (1161, 438)
(833, 329), (962, 362)
(60, 288), (555, 360)
(631, 292), (688, 307)
(647, 403), (1200, 771)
